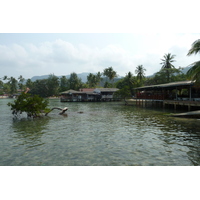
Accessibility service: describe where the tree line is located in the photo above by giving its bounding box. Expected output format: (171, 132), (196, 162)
(0, 67), (119, 97)
(0, 60), (188, 98)
(1, 38), (200, 98)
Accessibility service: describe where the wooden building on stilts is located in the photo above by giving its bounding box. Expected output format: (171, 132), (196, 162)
(134, 81), (200, 111)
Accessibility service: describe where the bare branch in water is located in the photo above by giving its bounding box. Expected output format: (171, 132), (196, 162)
(45, 107), (68, 116)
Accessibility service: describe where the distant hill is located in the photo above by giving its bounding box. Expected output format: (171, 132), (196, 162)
(30, 72), (124, 84)
(147, 65), (192, 78)
(29, 66), (192, 83)
(181, 65), (192, 74)
(30, 72), (90, 83)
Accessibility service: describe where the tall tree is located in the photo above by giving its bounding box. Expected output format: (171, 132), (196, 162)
(147, 67), (183, 85)
(160, 53), (176, 82)
(59, 76), (69, 92)
(18, 75), (25, 91)
(46, 74), (60, 96)
(26, 79), (34, 89)
(87, 73), (96, 88)
(135, 65), (146, 82)
(103, 67), (117, 84)
(96, 72), (102, 86)
(116, 72), (136, 96)
(68, 72), (82, 90)
(9, 77), (18, 94)
(187, 39), (200, 84)
(87, 72), (102, 88)
(124, 72), (135, 95)
(30, 79), (49, 97)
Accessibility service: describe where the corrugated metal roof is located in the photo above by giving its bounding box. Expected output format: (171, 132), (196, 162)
(61, 89), (100, 95)
(136, 81), (195, 90)
(61, 89), (83, 94)
(61, 88), (119, 94)
(95, 88), (119, 92)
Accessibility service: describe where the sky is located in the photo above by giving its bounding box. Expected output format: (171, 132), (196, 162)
(0, 0), (199, 80)
(0, 33), (199, 79)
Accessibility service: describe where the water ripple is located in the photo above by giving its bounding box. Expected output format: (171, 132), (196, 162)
(1, 100), (200, 165)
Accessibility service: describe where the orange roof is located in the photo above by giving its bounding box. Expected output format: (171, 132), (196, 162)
(80, 88), (94, 92)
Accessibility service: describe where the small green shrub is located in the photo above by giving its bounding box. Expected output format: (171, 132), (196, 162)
(8, 92), (50, 118)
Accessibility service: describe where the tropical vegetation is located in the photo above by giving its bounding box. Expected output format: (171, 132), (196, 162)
(160, 53), (176, 82)
(1, 39), (200, 100)
(4, 38), (200, 118)
(8, 92), (50, 118)
(186, 39), (200, 85)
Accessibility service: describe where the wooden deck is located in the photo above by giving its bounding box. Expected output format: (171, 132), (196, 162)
(163, 100), (200, 111)
(126, 99), (200, 111)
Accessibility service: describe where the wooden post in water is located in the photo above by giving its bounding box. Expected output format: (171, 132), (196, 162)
(189, 86), (192, 101)
(174, 103), (176, 111)
(188, 104), (191, 112)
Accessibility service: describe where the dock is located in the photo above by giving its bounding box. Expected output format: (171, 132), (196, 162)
(126, 98), (200, 111)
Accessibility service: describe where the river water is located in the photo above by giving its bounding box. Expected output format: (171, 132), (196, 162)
(0, 98), (200, 166)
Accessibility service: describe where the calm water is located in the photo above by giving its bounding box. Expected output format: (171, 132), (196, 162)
(0, 98), (200, 166)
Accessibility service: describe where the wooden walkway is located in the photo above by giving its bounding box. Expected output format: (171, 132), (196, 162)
(126, 99), (200, 111)
(163, 100), (200, 111)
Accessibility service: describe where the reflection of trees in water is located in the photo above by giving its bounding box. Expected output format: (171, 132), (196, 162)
(11, 117), (50, 148)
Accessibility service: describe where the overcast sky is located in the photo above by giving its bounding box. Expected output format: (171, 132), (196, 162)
(0, 33), (199, 79)
(0, 1), (199, 80)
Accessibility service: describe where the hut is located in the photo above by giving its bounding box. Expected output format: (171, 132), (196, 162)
(94, 88), (119, 101)
(60, 89), (100, 102)
(60, 88), (119, 102)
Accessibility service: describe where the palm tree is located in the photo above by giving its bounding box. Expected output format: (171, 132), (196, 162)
(187, 39), (200, 84)
(160, 53), (176, 82)
(3, 75), (8, 80)
(103, 67), (117, 83)
(125, 72), (135, 95)
(96, 72), (102, 86)
(87, 73), (97, 87)
(9, 77), (18, 94)
(18, 75), (25, 90)
(135, 65), (146, 81)
(187, 39), (200, 56)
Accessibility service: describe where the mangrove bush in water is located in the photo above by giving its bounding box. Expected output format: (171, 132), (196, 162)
(8, 92), (50, 118)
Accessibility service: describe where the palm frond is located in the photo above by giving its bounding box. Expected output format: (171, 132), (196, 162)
(186, 61), (200, 81)
(187, 39), (200, 56)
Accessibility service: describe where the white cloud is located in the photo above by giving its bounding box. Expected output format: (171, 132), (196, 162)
(0, 34), (199, 79)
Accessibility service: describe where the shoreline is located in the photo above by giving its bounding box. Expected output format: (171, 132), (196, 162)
(0, 96), (9, 99)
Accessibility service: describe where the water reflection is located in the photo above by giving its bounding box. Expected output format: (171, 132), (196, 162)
(11, 117), (50, 148)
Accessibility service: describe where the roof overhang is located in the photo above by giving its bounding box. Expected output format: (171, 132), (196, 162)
(135, 81), (195, 91)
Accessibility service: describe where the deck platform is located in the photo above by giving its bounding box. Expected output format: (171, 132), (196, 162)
(126, 99), (200, 111)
